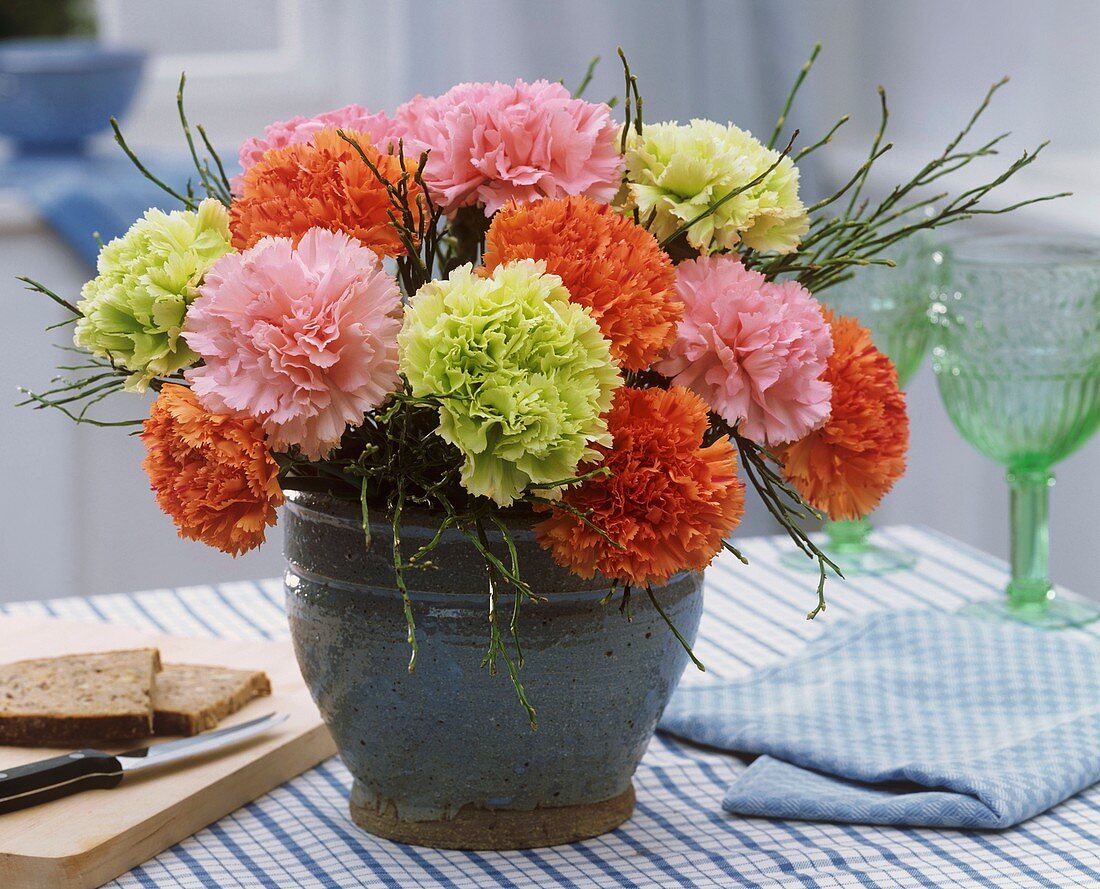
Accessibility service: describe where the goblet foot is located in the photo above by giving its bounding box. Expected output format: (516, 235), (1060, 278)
(959, 597), (1100, 630)
(780, 541), (917, 575)
(779, 517), (917, 576)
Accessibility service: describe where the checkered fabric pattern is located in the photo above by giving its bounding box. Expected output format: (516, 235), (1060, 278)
(660, 609), (1100, 828)
(4, 525), (1099, 888)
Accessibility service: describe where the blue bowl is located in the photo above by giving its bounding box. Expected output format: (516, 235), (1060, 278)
(0, 39), (146, 155)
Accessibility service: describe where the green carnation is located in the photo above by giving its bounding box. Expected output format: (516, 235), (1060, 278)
(74, 198), (233, 390)
(620, 119), (809, 255)
(399, 260), (621, 506)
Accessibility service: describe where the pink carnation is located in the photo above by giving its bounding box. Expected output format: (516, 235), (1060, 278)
(657, 255), (833, 445)
(184, 227), (402, 459)
(234, 104), (396, 192)
(393, 80), (623, 215)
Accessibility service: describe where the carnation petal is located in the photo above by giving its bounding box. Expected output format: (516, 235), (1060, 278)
(74, 199), (233, 390)
(230, 128), (418, 259)
(658, 255), (833, 445)
(399, 260), (621, 506)
(483, 196), (682, 371)
(776, 311), (909, 520)
(619, 120), (808, 255)
(185, 228), (402, 460)
(142, 384), (282, 556)
(235, 104), (397, 191)
(536, 387), (745, 586)
(393, 80), (623, 216)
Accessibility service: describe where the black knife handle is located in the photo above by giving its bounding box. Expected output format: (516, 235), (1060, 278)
(0, 749), (123, 815)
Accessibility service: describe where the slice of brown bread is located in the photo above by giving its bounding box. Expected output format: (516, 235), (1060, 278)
(0, 648), (161, 746)
(153, 664), (271, 736)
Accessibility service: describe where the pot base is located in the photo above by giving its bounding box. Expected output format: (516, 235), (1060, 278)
(350, 784), (636, 850)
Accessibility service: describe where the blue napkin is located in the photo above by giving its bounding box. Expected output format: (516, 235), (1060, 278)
(658, 610), (1100, 828)
(0, 153), (201, 267)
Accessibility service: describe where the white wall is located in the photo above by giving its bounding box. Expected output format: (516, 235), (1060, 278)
(1, 0), (1097, 602)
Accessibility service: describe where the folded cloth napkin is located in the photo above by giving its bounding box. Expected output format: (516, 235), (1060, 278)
(0, 153), (197, 267)
(658, 610), (1100, 828)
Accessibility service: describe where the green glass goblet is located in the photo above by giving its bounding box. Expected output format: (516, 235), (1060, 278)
(931, 235), (1100, 629)
(781, 234), (944, 575)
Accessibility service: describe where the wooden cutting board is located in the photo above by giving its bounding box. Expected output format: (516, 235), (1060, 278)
(0, 614), (337, 889)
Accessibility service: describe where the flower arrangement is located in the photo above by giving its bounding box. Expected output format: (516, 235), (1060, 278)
(19, 49), (1059, 721)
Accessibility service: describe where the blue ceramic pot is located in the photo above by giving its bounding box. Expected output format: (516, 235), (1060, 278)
(0, 39), (145, 155)
(284, 493), (703, 849)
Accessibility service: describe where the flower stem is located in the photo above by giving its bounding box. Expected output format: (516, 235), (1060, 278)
(646, 585), (704, 672)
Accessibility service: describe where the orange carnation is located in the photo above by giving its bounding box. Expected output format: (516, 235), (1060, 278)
(776, 311), (908, 521)
(483, 196), (681, 371)
(141, 384), (283, 556)
(229, 128), (418, 258)
(536, 386), (745, 587)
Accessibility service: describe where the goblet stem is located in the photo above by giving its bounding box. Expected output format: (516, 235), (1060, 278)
(961, 466), (1097, 629)
(1006, 468), (1054, 610)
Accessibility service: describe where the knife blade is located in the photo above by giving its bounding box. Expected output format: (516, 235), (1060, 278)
(0, 712), (287, 815)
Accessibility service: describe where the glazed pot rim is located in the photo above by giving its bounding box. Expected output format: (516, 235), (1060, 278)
(283, 490), (704, 592)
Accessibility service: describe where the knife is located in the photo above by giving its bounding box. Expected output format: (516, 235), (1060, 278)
(0, 712), (287, 815)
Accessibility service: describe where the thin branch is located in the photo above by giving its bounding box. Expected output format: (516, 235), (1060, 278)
(844, 86), (889, 219)
(769, 42), (821, 149)
(197, 124), (233, 196)
(18, 276), (80, 315)
(110, 118), (197, 210)
(794, 115), (849, 162)
(16, 387), (141, 426)
(617, 47), (634, 154)
(572, 56), (600, 98)
(389, 484), (419, 672)
(176, 73), (225, 202)
(646, 585), (704, 672)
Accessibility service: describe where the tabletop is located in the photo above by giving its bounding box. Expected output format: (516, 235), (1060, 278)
(4, 524), (1098, 889)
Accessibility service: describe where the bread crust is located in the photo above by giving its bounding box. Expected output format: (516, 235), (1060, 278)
(0, 648), (161, 746)
(0, 714), (153, 746)
(153, 665), (272, 736)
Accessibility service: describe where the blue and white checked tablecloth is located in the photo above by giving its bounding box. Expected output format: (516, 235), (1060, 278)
(4, 525), (1100, 888)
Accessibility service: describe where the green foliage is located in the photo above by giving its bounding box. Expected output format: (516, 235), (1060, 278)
(0, 0), (95, 40)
